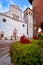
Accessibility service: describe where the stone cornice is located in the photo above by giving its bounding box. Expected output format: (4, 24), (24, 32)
(0, 13), (25, 23)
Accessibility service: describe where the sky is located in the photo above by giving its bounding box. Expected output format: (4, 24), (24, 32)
(0, 0), (32, 12)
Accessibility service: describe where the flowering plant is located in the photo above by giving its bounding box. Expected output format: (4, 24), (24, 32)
(32, 36), (38, 40)
(20, 35), (30, 44)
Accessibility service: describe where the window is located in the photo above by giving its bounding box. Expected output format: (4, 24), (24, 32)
(29, 11), (32, 16)
(13, 14), (19, 20)
(22, 24), (25, 27)
(2, 18), (6, 22)
(24, 12), (28, 18)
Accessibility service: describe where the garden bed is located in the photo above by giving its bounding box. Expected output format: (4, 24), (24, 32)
(10, 40), (42, 65)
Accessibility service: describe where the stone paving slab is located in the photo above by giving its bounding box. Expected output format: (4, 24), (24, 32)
(0, 54), (11, 65)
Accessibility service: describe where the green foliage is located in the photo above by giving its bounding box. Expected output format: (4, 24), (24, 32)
(38, 40), (43, 47)
(38, 34), (43, 40)
(30, 39), (43, 47)
(10, 41), (42, 65)
(38, 34), (42, 39)
(30, 39), (39, 44)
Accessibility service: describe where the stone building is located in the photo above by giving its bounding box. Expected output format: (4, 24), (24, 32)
(29, 0), (43, 36)
(24, 7), (33, 38)
(0, 4), (33, 39)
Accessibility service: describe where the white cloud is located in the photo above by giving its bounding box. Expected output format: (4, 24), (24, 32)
(0, 3), (3, 12)
(29, 5), (32, 9)
(22, 5), (28, 11)
(0, 0), (14, 12)
(0, 0), (32, 13)
(0, 3), (9, 12)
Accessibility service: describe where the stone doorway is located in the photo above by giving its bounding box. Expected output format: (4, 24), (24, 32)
(0, 31), (4, 39)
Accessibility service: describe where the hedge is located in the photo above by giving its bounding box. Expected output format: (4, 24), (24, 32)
(10, 41), (42, 65)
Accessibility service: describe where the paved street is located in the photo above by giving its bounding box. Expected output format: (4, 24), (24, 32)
(0, 40), (15, 58)
(0, 40), (16, 48)
(0, 40), (17, 65)
(0, 54), (11, 65)
(0, 47), (9, 58)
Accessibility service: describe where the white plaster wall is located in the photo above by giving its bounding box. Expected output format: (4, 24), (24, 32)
(0, 14), (27, 38)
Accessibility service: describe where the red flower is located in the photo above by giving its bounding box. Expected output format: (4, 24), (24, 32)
(20, 35), (30, 44)
(32, 36), (38, 40)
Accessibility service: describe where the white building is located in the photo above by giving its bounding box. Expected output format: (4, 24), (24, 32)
(0, 4), (33, 39)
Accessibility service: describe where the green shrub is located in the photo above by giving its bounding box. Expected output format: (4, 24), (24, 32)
(10, 41), (42, 65)
(38, 34), (43, 40)
(38, 40), (43, 47)
(30, 39), (43, 47)
(30, 39), (39, 44)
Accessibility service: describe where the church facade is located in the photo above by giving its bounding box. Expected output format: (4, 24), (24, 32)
(0, 4), (33, 39)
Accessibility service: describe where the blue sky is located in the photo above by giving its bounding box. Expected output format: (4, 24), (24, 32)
(0, 0), (32, 12)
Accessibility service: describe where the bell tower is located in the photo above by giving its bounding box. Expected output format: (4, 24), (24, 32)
(29, 0), (43, 36)
(24, 7), (33, 38)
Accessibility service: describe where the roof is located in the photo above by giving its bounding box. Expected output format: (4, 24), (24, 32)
(10, 4), (22, 12)
(28, 0), (33, 4)
(23, 7), (32, 13)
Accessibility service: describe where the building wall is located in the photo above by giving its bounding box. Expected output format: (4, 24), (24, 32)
(28, 14), (33, 38)
(32, 0), (43, 22)
(32, 0), (43, 35)
(0, 14), (27, 38)
(24, 8), (33, 38)
(4, 5), (22, 21)
(0, 5), (33, 39)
